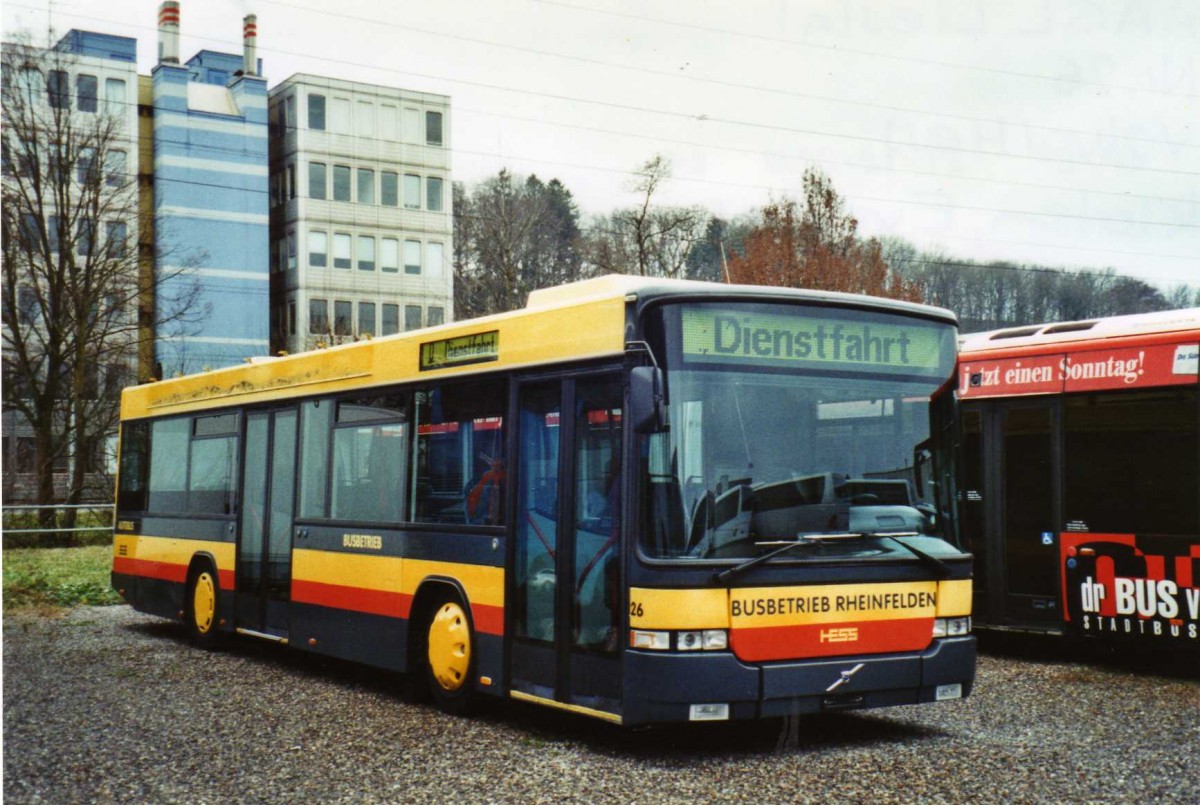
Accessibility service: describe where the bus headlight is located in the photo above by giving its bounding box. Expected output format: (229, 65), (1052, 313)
(630, 629), (729, 651)
(932, 617), (972, 638)
(677, 630), (729, 651)
(630, 630), (670, 650)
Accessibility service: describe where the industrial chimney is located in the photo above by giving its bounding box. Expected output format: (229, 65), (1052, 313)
(158, 1), (180, 65)
(243, 14), (258, 77)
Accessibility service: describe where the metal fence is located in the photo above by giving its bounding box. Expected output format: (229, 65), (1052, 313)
(2, 503), (114, 546)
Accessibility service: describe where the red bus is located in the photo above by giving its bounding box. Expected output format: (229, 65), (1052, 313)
(958, 309), (1199, 651)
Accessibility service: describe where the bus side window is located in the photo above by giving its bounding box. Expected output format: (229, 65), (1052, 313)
(188, 414), (239, 516)
(298, 399), (333, 519)
(147, 417), (189, 513)
(117, 421), (150, 512)
(412, 379), (507, 525)
(329, 395), (408, 523)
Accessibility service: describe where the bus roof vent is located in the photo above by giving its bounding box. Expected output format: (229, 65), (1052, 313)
(989, 326), (1042, 340)
(1041, 320), (1098, 335)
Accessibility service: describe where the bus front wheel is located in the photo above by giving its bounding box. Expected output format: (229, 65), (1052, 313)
(422, 592), (476, 715)
(186, 563), (225, 650)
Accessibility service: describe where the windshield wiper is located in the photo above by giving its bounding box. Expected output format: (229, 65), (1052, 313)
(712, 533), (861, 585)
(875, 532), (952, 578)
(713, 531), (952, 585)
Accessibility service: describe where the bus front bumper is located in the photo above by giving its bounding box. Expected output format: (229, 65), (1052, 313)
(622, 635), (975, 726)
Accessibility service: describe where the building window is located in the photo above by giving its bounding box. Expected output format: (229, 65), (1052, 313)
(333, 165), (351, 202)
(426, 111), (443, 146)
(17, 286), (39, 323)
(47, 215), (62, 253)
(330, 97), (351, 133)
(308, 93), (325, 130)
(405, 305), (422, 331)
(107, 150), (126, 187)
(288, 301), (296, 335)
(381, 171), (398, 206)
(333, 233), (352, 269)
(357, 168), (374, 205)
(404, 239), (421, 274)
(308, 230), (327, 267)
(77, 219), (94, 256)
(381, 304), (399, 336)
(77, 74), (97, 112)
(356, 100), (374, 136)
(357, 235), (375, 271)
(287, 230), (297, 269)
(427, 306), (445, 327)
(17, 67), (41, 106)
(309, 299), (328, 334)
(334, 300), (352, 336)
(426, 177), (444, 212)
(105, 78), (126, 113)
(381, 238), (399, 273)
(284, 95), (296, 130)
(77, 147), (96, 184)
(380, 104), (398, 140)
(106, 221), (127, 259)
(48, 70), (69, 109)
(358, 302), (375, 337)
(309, 161), (326, 199)
(403, 174), (420, 209)
(426, 242), (445, 279)
(270, 174), (282, 207)
(402, 107), (421, 142)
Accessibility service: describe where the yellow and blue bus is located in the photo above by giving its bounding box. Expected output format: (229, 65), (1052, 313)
(112, 276), (975, 725)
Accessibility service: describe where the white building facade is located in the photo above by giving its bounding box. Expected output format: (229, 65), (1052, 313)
(267, 75), (453, 354)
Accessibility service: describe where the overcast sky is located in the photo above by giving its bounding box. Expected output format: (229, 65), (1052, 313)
(5, 0), (1198, 290)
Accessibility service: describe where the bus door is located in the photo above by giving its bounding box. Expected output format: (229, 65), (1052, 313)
(509, 374), (624, 717)
(970, 400), (1063, 630)
(237, 408), (298, 637)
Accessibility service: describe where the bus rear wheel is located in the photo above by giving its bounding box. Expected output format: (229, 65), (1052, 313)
(422, 593), (476, 715)
(186, 564), (225, 650)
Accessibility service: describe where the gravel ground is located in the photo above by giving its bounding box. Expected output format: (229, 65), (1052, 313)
(4, 606), (1198, 804)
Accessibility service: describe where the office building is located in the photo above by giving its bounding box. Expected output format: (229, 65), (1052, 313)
(267, 75), (452, 354)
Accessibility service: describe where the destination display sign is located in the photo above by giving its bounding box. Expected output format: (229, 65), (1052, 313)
(959, 342), (1199, 399)
(419, 330), (499, 371)
(680, 308), (949, 376)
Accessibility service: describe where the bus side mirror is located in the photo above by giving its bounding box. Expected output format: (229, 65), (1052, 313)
(630, 367), (666, 433)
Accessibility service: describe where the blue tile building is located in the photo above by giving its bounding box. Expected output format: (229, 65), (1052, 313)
(151, 38), (270, 376)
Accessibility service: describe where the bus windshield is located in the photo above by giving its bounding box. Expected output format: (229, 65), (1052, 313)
(640, 302), (959, 562)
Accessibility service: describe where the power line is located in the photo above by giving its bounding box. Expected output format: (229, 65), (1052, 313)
(531, 0), (1200, 101)
(14, 77), (1198, 209)
(251, 0), (1198, 151)
(6, 1), (1199, 180)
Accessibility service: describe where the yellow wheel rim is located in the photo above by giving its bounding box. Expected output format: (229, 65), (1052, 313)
(427, 601), (471, 692)
(193, 572), (216, 635)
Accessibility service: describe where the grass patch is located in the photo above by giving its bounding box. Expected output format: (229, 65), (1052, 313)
(3, 545), (122, 613)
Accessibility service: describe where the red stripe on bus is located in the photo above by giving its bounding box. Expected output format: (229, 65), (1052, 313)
(470, 602), (504, 636)
(113, 556), (187, 584)
(730, 618), (933, 662)
(114, 557), (236, 591)
(292, 579), (412, 618)
(291, 580), (505, 635)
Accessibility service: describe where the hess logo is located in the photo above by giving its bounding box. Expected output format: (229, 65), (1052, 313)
(820, 627), (859, 643)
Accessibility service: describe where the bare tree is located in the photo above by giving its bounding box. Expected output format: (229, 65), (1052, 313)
(2, 36), (202, 527)
(586, 155), (707, 278)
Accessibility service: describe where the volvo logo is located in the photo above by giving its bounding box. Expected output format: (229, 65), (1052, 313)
(825, 663), (865, 693)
